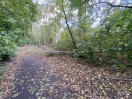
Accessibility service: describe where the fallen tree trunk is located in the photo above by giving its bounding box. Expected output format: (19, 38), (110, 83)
(44, 51), (74, 55)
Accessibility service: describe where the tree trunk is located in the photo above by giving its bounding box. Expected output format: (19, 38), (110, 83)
(61, 0), (77, 49)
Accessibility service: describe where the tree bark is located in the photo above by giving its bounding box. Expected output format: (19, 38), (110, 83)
(61, 0), (77, 49)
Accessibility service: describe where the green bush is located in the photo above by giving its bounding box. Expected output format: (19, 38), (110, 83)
(0, 34), (16, 61)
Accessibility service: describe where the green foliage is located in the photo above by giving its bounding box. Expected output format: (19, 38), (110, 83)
(108, 59), (126, 70)
(71, 8), (132, 69)
(76, 37), (94, 59)
(0, 0), (37, 61)
(99, 9), (132, 50)
(0, 34), (16, 60)
(57, 31), (74, 51)
(88, 8), (132, 68)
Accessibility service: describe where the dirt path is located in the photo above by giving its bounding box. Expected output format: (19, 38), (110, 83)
(1, 45), (132, 99)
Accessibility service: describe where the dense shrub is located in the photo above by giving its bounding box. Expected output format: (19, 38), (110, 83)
(0, 0), (37, 61)
(0, 34), (16, 61)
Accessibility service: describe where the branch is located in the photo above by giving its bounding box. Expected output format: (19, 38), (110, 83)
(89, 2), (132, 8)
(107, 6), (112, 15)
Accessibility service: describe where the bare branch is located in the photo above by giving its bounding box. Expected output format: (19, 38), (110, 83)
(89, 2), (132, 8)
(107, 6), (112, 15)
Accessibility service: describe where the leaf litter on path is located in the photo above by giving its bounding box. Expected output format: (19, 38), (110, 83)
(1, 45), (132, 99)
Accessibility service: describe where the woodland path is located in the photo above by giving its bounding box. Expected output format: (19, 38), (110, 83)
(1, 45), (132, 99)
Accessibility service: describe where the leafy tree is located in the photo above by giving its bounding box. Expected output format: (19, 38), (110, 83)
(0, 0), (37, 60)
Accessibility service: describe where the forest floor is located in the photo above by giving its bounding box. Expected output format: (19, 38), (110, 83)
(1, 45), (132, 99)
